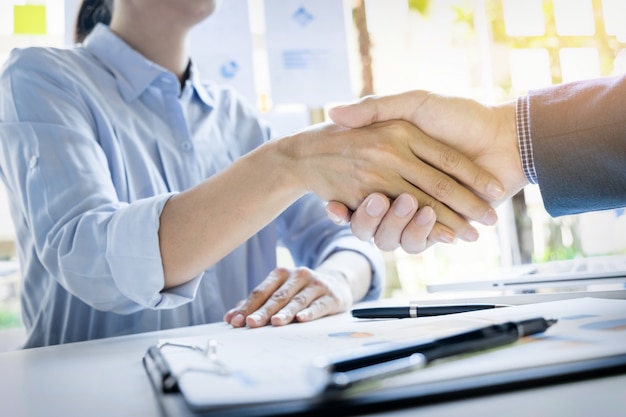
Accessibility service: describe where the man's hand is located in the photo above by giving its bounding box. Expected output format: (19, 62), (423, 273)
(280, 119), (504, 244)
(328, 91), (527, 200)
(325, 91), (528, 251)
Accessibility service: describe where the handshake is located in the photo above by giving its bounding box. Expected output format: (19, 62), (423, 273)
(296, 90), (527, 254)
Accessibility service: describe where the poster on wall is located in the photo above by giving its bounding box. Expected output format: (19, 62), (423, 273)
(264, 0), (353, 107)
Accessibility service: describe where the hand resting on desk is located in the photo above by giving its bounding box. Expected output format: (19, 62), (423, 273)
(224, 251), (371, 328)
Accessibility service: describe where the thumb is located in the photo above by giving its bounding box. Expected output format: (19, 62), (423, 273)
(328, 91), (428, 128)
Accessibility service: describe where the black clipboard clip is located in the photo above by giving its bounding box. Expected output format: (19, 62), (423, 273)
(143, 340), (230, 393)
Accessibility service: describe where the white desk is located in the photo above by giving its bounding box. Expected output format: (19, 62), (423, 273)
(2, 293), (626, 417)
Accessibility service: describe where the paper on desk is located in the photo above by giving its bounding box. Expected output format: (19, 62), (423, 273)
(155, 297), (626, 411)
(347, 297), (626, 395)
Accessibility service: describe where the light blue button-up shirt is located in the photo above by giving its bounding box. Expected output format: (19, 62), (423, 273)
(0, 24), (383, 348)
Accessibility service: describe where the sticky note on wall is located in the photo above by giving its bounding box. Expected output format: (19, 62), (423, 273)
(14, 4), (47, 35)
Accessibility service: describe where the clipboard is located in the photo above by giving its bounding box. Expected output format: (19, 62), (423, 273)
(144, 353), (626, 417)
(142, 298), (626, 416)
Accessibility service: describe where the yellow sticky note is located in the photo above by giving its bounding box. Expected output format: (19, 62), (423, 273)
(13, 4), (47, 35)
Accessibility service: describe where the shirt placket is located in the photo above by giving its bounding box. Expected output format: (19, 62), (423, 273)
(158, 74), (201, 191)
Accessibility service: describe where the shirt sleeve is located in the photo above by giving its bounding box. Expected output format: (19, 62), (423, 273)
(0, 48), (200, 314)
(524, 74), (626, 216)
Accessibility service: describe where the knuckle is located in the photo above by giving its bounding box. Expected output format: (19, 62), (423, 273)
(294, 266), (314, 281)
(270, 289), (290, 304)
(431, 176), (456, 200)
(291, 293), (309, 307)
(249, 286), (266, 299)
(439, 146), (462, 171)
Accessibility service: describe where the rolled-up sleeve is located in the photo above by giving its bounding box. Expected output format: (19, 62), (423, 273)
(0, 50), (201, 314)
(106, 194), (203, 310)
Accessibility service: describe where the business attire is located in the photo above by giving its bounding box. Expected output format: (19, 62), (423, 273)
(516, 74), (626, 217)
(0, 24), (383, 348)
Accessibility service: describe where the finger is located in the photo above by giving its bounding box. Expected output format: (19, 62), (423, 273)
(400, 206), (437, 254)
(331, 96), (507, 203)
(349, 193), (391, 241)
(329, 92), (423, 129)
(417, 196), (477, 243)
(325, 201), (351, 225)
(226, 268), (289, 328)
(271, 285), (323, 326)
(406, 134), (503, 216)
(372, 193), (418, 251)
(295, 294), (338, 323)
(223, 299), (245, 322)
(246, 268), (311, 328)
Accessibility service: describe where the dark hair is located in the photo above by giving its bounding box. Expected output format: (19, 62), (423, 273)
(74, 0), (113, 43)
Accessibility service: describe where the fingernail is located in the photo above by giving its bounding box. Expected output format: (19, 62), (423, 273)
(393, 194), (415, 217)
(247, 313), (261, 326)
(272, 313), (286, 325)
(482, 208), (498, 226)
(232, 314), (245, 327)
(365, 194), (386, 217)
(487, 182), (505, 200)
(326, 210), (347, 225)
(415, 206), (435, 226)
(463, 227), (480, 242)
(296, 310), (312, 321)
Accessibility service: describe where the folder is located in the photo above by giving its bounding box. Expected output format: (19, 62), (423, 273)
(143, 298), (626, 416)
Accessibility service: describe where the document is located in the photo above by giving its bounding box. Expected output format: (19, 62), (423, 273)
(144, 297), (626, 412)
(263, 0), (354, 106)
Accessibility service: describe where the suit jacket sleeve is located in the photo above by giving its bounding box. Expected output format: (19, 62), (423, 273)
(528, 74), (626, 217)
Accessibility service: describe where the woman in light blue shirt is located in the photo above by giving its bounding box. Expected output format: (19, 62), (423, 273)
(0, 0), (499, 348)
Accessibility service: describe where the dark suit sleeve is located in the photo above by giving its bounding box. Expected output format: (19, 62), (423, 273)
(528, 74), (626, 217)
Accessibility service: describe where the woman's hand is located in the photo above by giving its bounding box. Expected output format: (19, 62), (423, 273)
(280, 119), (503, 244)
(223, 266), (353, 328)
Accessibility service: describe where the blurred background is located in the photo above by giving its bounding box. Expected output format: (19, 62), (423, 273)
(1, 0), (625, 350)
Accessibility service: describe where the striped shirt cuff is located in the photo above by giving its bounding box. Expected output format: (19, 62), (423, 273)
(516, 95), (538, 184)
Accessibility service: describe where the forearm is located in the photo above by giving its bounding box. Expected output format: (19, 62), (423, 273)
(159, 139), (306, 288)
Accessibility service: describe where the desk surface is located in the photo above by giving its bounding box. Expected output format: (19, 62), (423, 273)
(2, 293), (626, 417)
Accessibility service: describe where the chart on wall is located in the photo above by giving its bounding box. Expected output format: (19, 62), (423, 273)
(264, 0), (354, 107)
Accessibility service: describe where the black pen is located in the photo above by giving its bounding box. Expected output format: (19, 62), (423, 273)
(352, 303), (510, 319)
(315, 316), (557, 390)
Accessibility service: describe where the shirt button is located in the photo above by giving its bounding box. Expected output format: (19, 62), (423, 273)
(161, 76), (172, 84)
(181, 141), (193, 151)
(28, 156), (38, 168)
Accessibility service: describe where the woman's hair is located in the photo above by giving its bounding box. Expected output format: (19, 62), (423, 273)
(74, 0), (113, 43)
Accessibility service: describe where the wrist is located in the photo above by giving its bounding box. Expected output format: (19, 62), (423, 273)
(262, 132), (311, 196)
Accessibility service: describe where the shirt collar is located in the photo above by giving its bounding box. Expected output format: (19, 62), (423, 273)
(83, 23), (213, 108)
(186, 60), (215, 108)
